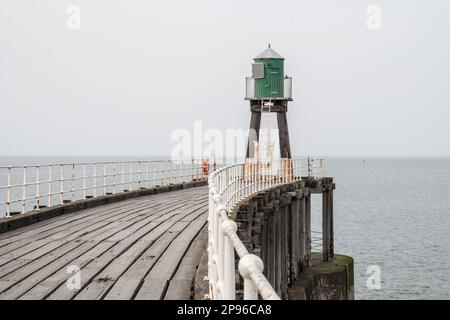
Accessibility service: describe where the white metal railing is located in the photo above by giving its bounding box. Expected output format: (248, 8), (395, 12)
(0, 159), (211, 218)
(208, 158), (324, 300)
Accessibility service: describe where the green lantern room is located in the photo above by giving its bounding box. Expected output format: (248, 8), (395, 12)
(245, 45), (292, 101)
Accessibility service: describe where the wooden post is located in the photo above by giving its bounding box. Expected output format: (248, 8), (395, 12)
(246, 111), (261, 159)
(322, 189), (330, 262)
(289, 193), (301, 282)
(322, 183), (334, 262)
(304, 191), (312, 267)
(298, 193), (306, 272)
(329, 188), (334, 257)
(280, 203), (288, 298)
(274, 202), (281, 296)
(276, 112), (292, 159)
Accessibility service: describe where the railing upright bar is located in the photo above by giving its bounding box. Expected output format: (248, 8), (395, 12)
(60, 164), (64, 204)
(36, 166), (40, 210)
(93, 163), (97, 197)
(112, 163), (116, 194)
(138, 161), (142, 189)
(129, 163), (133, 191)
(48, 165), (52, 207)
(146, 163), (150, 188)
(103, 162), (107, 196)
(71, 163), (75, 202)
(161, 161), (164, 186)
(22, 166), (27, 214)
(6, 167), (11, 217)
(121, 163), (125, 192)
(83, 163), (87, 199)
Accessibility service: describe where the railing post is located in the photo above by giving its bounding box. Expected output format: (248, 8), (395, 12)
(103, 162), (107, 195)
(238, 254), (264, 300)
(138, 161), (142, 189)
(60, 164), (64, 204)
(180, 161), (183, 183)
(129, 163), (133, 191)
(6, 166), (11, 217)
(121, 163), (125, 192)
(48, 164), (52, 207)
(22, 166), (27, 214)
(222, 220), (237, 300)
(146, 162), (150, 188)
(83, 163), (87, 198)
(36, 165), (40, 210)
(112, 163), (116, 194)
(71, 163), (75, 201)
(93, 163), (97, 197)
(161, 161), (164, 186)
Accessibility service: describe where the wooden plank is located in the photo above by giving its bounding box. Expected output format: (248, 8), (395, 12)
(0, 191), (198, 263)
(164, 225), (207, 300)
(0, 241), (115, 300)
(101, 208), (207, 300)
(0, 200), (152, 257)
(0, 187), (208, 300)
(48, 200), (207, 300)
(23, 194), (207, 299)
(0, 187), (201, 244)
(134, 217), (207, 300)
(0, 240), (82, 293)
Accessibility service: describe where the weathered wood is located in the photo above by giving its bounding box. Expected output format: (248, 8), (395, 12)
(246, 111), (262, 158)
(0, 186), (209, 300)
(164, 226), (207, 300)
(134, 218), (206, 300)
(0, 191), (196, 259)
(305, 193), (312, 267)
(0, 180), (208, 235)
(290, 198), (300, 281)
(0, 191), (199, 272)
(298, 197), (306, 271)
(72, 204), (207, 300)
(276, 112), (292, 158)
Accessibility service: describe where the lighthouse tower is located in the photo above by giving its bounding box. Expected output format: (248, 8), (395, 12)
(245, 45), (293, 173)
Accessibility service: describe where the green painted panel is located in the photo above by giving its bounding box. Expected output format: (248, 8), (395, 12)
(254, 58), (284, 99)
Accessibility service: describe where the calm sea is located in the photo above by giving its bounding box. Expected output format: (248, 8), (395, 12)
(0, 156), (449, 299)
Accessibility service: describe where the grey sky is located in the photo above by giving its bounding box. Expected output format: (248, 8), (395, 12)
(1, 0), (449, 157)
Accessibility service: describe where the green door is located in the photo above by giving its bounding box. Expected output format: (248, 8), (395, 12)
(268, 68), (281, 97)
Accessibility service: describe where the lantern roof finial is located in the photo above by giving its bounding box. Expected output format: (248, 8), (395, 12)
(255, 45), (283, 59)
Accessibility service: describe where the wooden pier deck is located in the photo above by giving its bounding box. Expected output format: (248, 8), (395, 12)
(0, 186), (208, 300)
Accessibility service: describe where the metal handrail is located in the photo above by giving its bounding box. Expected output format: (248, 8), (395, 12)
(208, 158), (324, 300)
(0, 159), (210, 218)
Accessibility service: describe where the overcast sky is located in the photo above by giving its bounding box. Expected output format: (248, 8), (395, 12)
(1, 0), (449, 157)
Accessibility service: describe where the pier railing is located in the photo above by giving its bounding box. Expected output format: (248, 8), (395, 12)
(0, 159), (210, 218)
(208, 158), (324, 300)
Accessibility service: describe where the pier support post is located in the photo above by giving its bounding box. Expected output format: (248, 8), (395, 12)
(246, 111), (261, 158)
(322, 178), (334, 262)
(290, 194), (300, 281)
(304, 190), (312, 267)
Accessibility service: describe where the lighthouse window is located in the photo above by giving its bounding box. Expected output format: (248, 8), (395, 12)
(252, 63), (264, 79)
